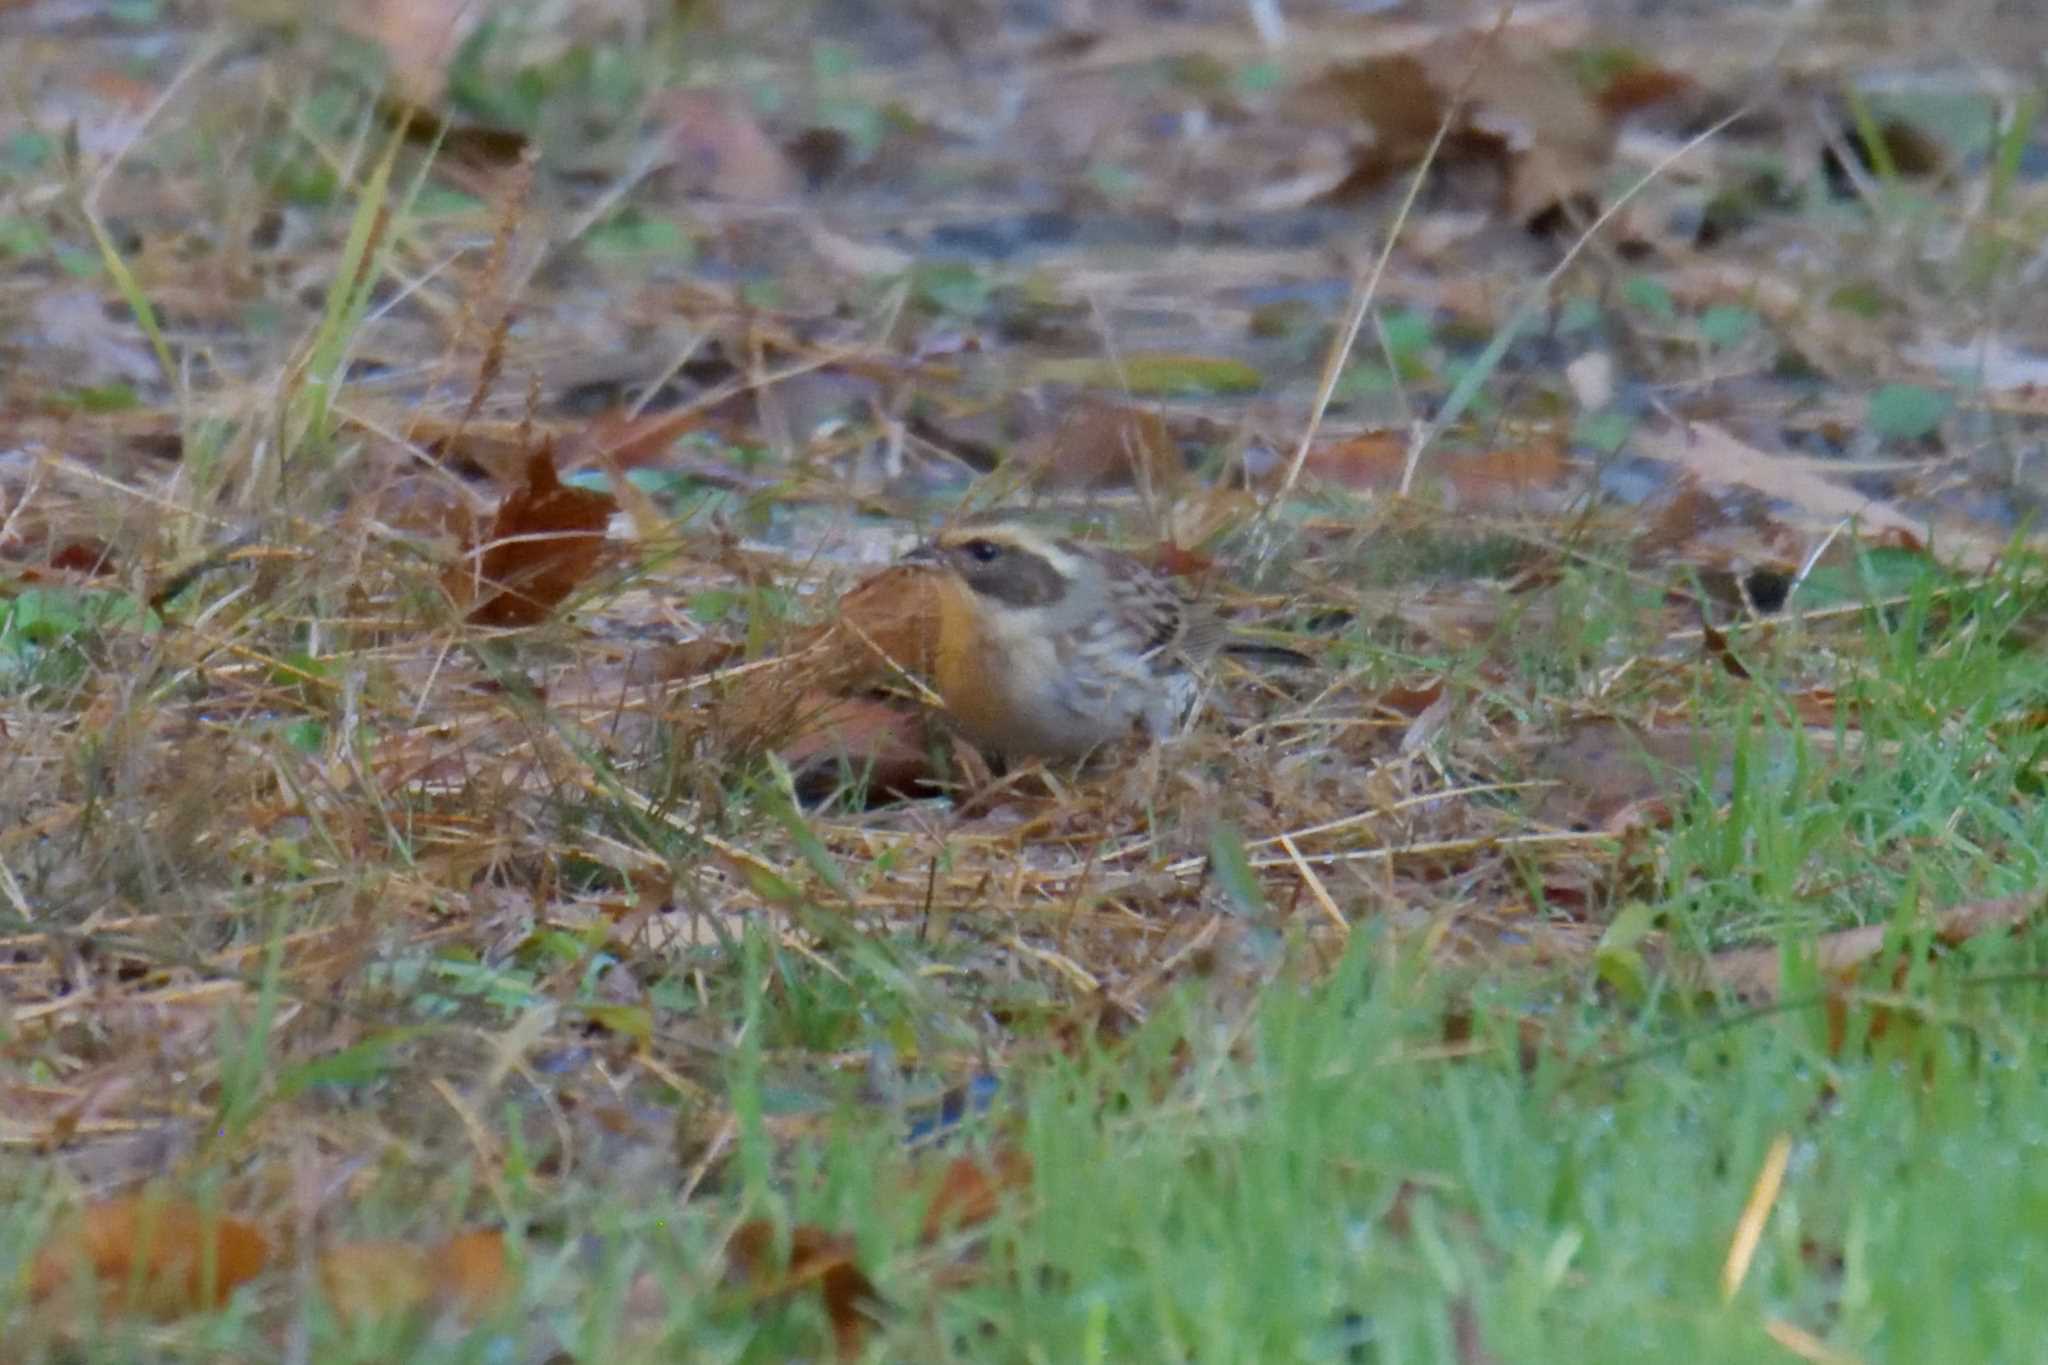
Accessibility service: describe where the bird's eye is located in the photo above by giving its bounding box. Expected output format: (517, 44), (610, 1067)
(961, 538), (1002, 564)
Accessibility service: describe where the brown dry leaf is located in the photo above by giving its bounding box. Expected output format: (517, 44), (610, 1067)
(1591, 62), (1704, 119)
(1016, 399), (1181, 490)
(1293, 39), (1614, 224)
(1702, 892), (2043, 1005)
(1374, 680), (1447, 720)
(1288, 432), (1570, 508)
(778, 693), (937, 799)
(1451, 48), (1614, 226)
(317, 1228), (511, 1328)
(726, 1220), (881, 1361)
(636, 638), (746, 683)
(1520, 721), (1734, 832)
(46, 539), (118, 574)
(363, 410), (557, 482)
(919, 1147), (1034, 1244)
(698, 566), (954, 796)
(337, 0), (487, 107)
(1291, 53), (1449, 199)
(572, 406), (711, 469)
(1293, 430), (1408, 488)
(1633, 421), (2011, 571)
(652, 89), (799, 201)
(1434, 439), (1572, 506)
(29, 1192), (271, 1321)
(447, 446), (617, 627)
(432, 1229), (516, 1319)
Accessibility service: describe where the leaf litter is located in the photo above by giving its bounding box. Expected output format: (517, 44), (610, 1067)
(2, 0), (2048, 1352)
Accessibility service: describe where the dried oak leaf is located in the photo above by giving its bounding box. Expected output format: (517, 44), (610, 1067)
(778, 692), (939, 799)
(447, 446), (615, 627)
(919, 1147), (1034, 1244)
(29, 1192), (271, 1320)
(726, 1219), (883, 1361)
(1293, 42), (1614, 227)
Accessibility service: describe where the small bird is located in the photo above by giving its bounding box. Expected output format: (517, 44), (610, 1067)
(897, 519), (1309, 760)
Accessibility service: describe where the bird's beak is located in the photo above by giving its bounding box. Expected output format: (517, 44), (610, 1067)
(900, 541), (940, 566)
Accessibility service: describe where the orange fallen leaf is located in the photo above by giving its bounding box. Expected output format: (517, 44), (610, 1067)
(447, 446), (616, 627)
(1295, 430), (1407, 488)
(919, 1147), (1034, 1244)
(29, 1192), (270, 1320)
(431, 1229), (515, 1318)
(778, 693), (937, 800)
(726, 1220), (881, 1361)
(1293, 432), (1569, 507)
(572, 405), (710, 469)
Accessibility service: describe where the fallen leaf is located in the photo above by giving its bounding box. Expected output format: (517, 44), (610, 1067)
(1633, 421), (2007, 568)
(1292, 38), (1615, 226)
(778, 693), (938, 802)
(432, 1229), (515, 1319)
(1015, 400), (1181, 490)
(1294, 430), (1408, 488)
(338, 0), (485, 106)
(572, 405), (710, 469)
(1148, 540), (1215, 580)
(446, 446), (616, 627)
(1519, 720), (1733, 832)
(1702, 892), (2043, 1004)
(652, 89), (798, 201)
(47, 539), (117, 574)
(1289, 432), (1570, 508)
(1590, 61), (1704, 119)
(1290, 53), (1448, 199)
(29, 1192), (271, 1320)
(919, 1147), (1033, 1244)
(726, 1220), (882, 1361)
(1459, 50), (1614, 227)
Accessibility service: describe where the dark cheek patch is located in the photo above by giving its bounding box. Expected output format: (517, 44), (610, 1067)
(957, 549), (1067, 608)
